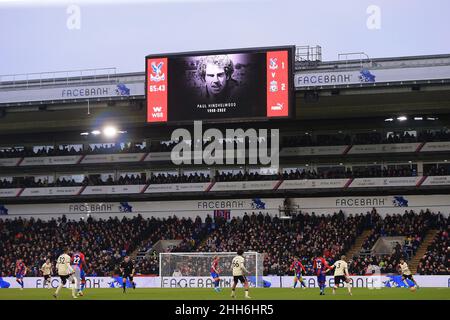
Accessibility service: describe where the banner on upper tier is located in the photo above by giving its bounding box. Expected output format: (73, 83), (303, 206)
(19, 155), (82, 166)
(0, 82), (144, 104)
(82, 185), (147, 195)
(145, 183), (210, 193)
(347, 143), (422, 154)
(81, 153), (147, 164)
(20, 187), (82, 197)
(0, 158), (21, 167)
(210, 181), (279, 192)
(348, 177), (422, 188)
(294, 65), (450, 88)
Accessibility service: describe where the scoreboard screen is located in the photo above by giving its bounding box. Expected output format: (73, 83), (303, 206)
(145, 46), (294, 124)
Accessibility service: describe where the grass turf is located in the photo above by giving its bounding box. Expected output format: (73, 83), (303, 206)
(0, 287), (449, 300)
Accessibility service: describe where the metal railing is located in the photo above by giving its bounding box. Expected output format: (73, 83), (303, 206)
(295, 45), (322, 62)
(0, 67), (118, 88)
(338, 52), (372, 69)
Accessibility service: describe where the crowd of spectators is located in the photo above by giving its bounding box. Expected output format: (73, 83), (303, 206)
(424, 165), (450, 176)
(351, 209), (447, 275)
(0, 215), (155, 277)
(361, 209), (434, 252)
(0, 143), (146, 159)
(0, 210), (447, 277)
(0, 146), (83, 158)
(196, 211), (368, 276)
(350, 255), (404, 275)
(418, 129), (450, 142)
(416, 229), (449, 275)
(148, 173), (210, 184)
(2, 161), (449, 190)
(282, 129), (450, 148)
(0, 165), (436, 189)
(1, 129), (450, 159)
(0, 177), (81, 189)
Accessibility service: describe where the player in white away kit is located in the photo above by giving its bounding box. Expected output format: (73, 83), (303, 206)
(231, 249), (251, 299)
(399, 258), (419, 288)
(327, 255), (352, 296)
(53, 248), (78, 299)
(40, 258), (52, 289)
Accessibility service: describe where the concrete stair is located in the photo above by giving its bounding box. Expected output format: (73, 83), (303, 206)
(345, 229), (373, 259)
(409, 229), (439, 273)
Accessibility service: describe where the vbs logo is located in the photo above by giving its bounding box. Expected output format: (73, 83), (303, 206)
(115, 83), (130, 96)
(247, 276), (271, 288)
(392, 196), (408, 207)
(150, 61), (165, 82)
(0, 205), (8, 215)
(119, 202), (133, 213)
(383, 275), (414, 288)
(108, 276), (135, 288)
(0, 277), (11, 288)
(251, 198), (266, 210)
(359, 69), (376, 83)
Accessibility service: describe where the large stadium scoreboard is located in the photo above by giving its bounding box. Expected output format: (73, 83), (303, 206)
(145, 46), (295, 124)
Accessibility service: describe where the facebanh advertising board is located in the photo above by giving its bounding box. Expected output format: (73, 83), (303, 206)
(145, 46), (294, 123)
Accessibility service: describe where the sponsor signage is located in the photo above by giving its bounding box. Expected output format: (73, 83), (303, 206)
(295, 65), (450, 88)
(0, 83), (144, 104)
(0, 188), (22, 197)
(82, 185), (147, 195)
(210, 181), (278, 192)
(1, 195), (450, 220)
(348, 143), (421, 154)
(421, 141), (450, 152)
(291, 194), (450, 216)
(0, 140), (448, 169)
(279, 179), (348, 189)
(0, 158), (21, 166)
(349, 177), (421, 188)
(19, 155), (82, 166)
(145, 183), (210, 193)
(0, 275), (447, 289)
(144, 152), (172, 162)
(0, 198), (282, 220)
(81, 153), (147, 164)
(280, 145), (347, 157)
(20, 187), (82, 197)
(422, 175), (450, 186)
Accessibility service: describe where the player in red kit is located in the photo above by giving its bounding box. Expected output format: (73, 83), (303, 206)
(210, 256), (221, 292)
(313, 252), (332, 295)
(15, 259), (27, 290)
(71, 250), (86, 296)
(289, 257), (306, 289)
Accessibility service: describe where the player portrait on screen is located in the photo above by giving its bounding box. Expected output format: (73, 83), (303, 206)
(196, 55), (239, 102)
(169, 52), (263, 120)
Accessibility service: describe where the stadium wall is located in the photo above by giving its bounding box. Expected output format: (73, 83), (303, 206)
(0, 275), (448, 289)
(0, 194), (449, 220)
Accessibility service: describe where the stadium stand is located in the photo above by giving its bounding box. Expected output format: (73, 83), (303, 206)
(1, 128), (450, 159)
(416, 229), (449, 275)
(1, 210), (447, 277)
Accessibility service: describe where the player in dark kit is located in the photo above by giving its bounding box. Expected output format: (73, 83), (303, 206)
(120, 256), (136, 293)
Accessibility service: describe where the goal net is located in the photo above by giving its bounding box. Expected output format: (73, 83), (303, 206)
(159, 252), (265, 288)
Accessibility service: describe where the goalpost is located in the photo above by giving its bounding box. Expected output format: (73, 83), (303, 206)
(159, 252), (265, 288)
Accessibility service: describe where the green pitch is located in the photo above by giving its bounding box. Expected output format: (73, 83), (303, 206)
(0, 288), (449, 300)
